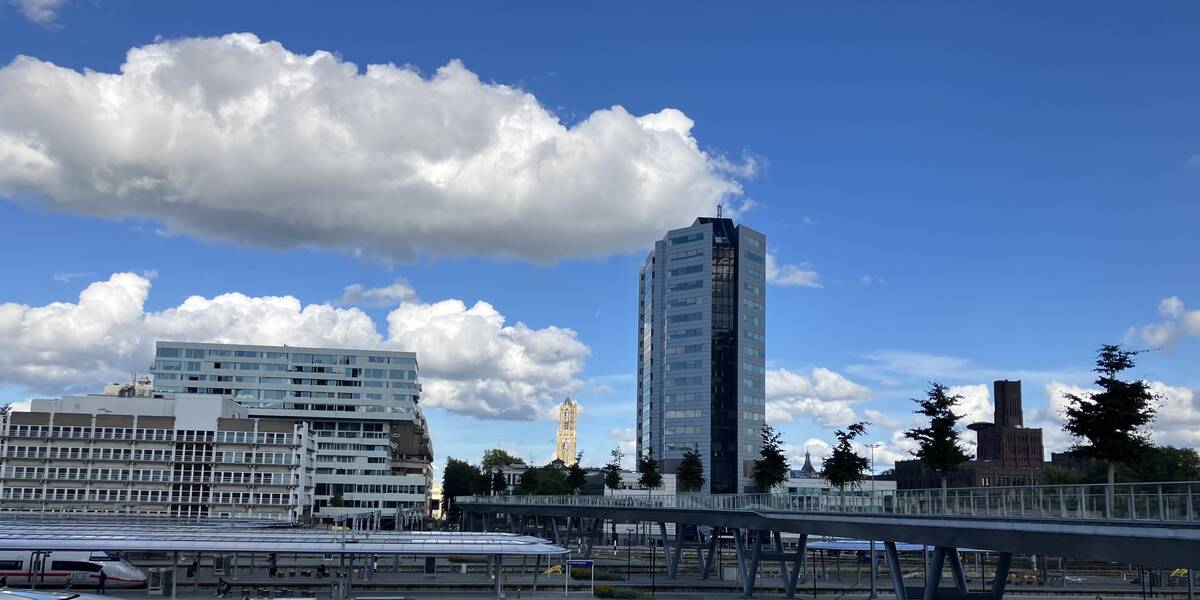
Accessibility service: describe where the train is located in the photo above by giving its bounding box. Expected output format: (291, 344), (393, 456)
(0, 551), (146, 589)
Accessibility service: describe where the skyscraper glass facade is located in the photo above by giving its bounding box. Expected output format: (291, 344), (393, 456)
(637, 217), (766, 493)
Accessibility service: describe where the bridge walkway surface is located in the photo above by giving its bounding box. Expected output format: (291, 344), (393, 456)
(460, 481), (1200, 599)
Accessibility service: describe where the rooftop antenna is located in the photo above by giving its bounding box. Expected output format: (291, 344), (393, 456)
(717, 203), (723, 218)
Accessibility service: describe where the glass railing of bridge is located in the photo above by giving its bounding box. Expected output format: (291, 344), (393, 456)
(460, 480), (1200, 523)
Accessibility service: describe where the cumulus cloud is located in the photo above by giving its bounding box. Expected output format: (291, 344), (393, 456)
(0, 33), (751, 264)
(335, 281), (418, 307)
(608, 428), (637, 468)
(765, 252), (821, 288)
(1039, 380), (1200, 452)
(947, 384), (994, 426)
(0, 272), (588, 420)
(1130, 296), (1200, 348)
(766, 367), (872, 427)
(10, 0), (65, 27)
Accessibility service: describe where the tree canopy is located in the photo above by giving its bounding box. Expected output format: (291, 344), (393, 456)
(1062, 344), (1158, 485)
(481, 448), (525, 472)
(752, 424), (790, 493)
(904, 382), (971, 485)
(676, 447), (706, 492)
(603, 447), (624, 491)
(566, 453), (588, 494)
(821, 422), (871, 493)
(442, 457), (485, 524)
(637, 449), (663, 491)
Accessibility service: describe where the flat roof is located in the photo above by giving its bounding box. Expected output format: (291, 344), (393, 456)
(0, 518), (565, 556)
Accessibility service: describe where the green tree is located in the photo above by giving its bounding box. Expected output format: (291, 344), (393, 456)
(1062, 344), (1158, 489)
(821, 422), (871, 508)
(515, 468), (540, 495)
(481, 448), (526, 472)
(676, 447), (706, 493)
(442, 457), (484, 525)
(904, 383), (971, 489)
(603, 447), (624, 492)
(1042, 464), (1083, 486)
(534, 467), (572, 495)
(637, 449), (663, 492)
(752, 424), (790, 493)
(566, 453), (588, 494)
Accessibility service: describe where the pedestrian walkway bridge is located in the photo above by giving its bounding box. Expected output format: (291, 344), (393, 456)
(460, 481), (1200, 599)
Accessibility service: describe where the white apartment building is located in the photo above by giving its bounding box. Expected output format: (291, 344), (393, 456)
(0, 393), (315, 521)
(149, 341), (433, 522)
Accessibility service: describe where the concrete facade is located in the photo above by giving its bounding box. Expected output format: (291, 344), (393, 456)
(150, 341), (432, 521)
(0, 394), (315, 521)
(637, 217), (767, 494)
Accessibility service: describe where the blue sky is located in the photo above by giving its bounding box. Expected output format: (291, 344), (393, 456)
(1, 1), (1198, 471)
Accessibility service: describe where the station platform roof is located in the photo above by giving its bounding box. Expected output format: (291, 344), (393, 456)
(0, 517), (567, 556)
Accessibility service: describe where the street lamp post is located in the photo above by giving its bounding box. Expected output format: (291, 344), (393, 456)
(866, 443), (882, 600)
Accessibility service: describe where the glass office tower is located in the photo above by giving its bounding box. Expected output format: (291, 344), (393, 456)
(637, 217), (766, 493)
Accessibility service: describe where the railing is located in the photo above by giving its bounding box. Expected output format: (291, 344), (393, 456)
(460, 481), (1200, 524)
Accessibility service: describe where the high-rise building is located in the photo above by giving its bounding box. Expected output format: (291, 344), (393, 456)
(150, 341), (432, 522)
(637, 217), (767, 494)
(555, 398), (578, 465)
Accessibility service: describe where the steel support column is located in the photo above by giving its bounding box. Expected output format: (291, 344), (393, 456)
(992, 552), (1013, 600)
(923, 546), (947, 600)
(947, 548), (967, 593)
(783, 533), (807, 599)
(885, 542), (908, 600)
(658, 522), (683, 579)
(699, 528), (719, 580)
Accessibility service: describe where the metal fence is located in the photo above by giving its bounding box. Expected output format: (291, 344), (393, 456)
(459, 481), (1200, 523)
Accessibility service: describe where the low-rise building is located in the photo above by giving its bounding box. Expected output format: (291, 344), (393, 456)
(0, 393), (315, 521)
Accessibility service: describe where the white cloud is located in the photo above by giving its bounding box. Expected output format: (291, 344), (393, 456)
(0, 272), (588, 420)
(765, 252), (821, 288)
(1132, 296), (1200, 348)
(52, 271), (94, 283)
(335, 281), (418, 307)
(0, 33), (751, 264)
(859, 275), (884, 286)
(608, 428), (637, 468)
(1039, 380), (1200, 452)
(10, 0), (65, 27)
(766, 367), (871, 427)
(947, 384), (994, 426)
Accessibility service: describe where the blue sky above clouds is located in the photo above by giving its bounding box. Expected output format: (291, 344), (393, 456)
(1, 1), (1199, 471)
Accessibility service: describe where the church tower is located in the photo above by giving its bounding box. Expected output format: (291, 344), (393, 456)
(556, 398), (578, 465)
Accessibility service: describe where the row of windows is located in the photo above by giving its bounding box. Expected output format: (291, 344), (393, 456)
(741, 394), (765, 406)
(665, 392), (702, 403)
(315, 484), (426, 495)
(157, 347), (415, 366)
(317, 442), (389, 452)
(743, 347), (764, 358)
(667, 312), (703, 323)
(669, 264), (704, 277)
(213, 431), (296, 445)
(664, 343), (704, 356)
(668, 376), (703, 387)
(742, 314), (763, 326)
(237, 401), (414, 413)
(666, 360), (703, 372)
(668, 280), (703, 292)
(666, 442), (701, 453)
(212, 492), (293, 505)
(314, 499), (424, 509)
(667, 296), (700, 308)
(744, 282), (762, 295)
(314, 468), (392, 476)
(745, 251), (765, 265)
(4, 426), (175, 441)
(216, 451), (295, 465)
(744, 266), (764, 280)
(1, 467), (295, 485)
(669, 232), (704, 245)
(744, 330), (765, 342)
(667, 327), (703, 340)
(742, 298), (763, 311)
(742, 411), (765, 421)
(744, 236), (763, 249)
(665, 426), (703, 435)
(665, 409), (703, 419)
(742, 362), (765, 374)
(3, 487), (171, 503)
(668, 249), (704, 261)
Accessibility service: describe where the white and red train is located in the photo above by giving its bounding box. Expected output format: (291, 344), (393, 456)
(0, 552), (146, 589)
